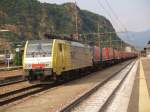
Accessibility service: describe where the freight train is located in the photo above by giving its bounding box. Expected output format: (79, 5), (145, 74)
(23, 39), (138, 83)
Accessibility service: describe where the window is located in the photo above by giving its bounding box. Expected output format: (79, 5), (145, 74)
(59, 44), (62, 52)
(26, 40), (52, 57)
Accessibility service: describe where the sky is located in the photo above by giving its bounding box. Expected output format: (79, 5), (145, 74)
(38, 0), (150, 32)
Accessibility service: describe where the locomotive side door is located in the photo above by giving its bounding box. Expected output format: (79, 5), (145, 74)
(61, 43), (71, 71)
(58, 43), (64, 74)
(53, 41), (71, 75)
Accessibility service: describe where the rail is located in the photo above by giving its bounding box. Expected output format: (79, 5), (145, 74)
(60, 60), (136, 112)
(0, 66), (22, 71)
(0, 75), (25, 87)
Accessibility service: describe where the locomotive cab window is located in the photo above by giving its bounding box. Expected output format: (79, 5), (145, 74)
(59, 44), (63, 52)
(26, 40), (53, 58)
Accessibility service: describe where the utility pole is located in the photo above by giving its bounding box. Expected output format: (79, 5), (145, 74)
(97, 23), (101, 47)
(109, 32), (112, 47)
(74, 1), (78, 40)
(83, 33), (87, 44)
(121, 40), (123, 50)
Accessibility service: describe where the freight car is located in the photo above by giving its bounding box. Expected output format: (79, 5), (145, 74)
(23, 39), (138, 84)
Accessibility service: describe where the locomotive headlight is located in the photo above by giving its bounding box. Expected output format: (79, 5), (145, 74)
(45, 63), (50, 67)
(46, 64), (49, 67)
(25, 64), (31, 69)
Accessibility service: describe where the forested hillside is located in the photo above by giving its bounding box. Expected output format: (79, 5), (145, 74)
(0, 0), (121, 49)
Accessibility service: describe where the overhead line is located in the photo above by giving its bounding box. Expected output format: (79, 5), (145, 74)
(96, 0), (122, 32)
(105, 0), (126, 31)
(104, 0), (134, 42)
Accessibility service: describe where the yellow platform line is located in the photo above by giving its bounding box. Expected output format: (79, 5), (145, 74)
(139, 59), (150, 112)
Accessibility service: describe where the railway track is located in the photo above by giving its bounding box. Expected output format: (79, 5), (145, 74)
(60, 60), (136, 112)
(0, 83), (58, 106)
(0, 60), (135, 112)
(0, 66), (22, 72)
(0, 75), (26, 87)
(0, 60), (136, 111)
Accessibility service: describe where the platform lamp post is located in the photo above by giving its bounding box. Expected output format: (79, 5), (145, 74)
(0, 29), (10, 69)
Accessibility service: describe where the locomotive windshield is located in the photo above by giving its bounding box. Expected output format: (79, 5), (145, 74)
(26, 40), (53, 58)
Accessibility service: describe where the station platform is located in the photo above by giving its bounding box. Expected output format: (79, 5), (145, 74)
(128, 57), (150, 112)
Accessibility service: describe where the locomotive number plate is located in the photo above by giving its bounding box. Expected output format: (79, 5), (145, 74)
(32, 64), (45, 69)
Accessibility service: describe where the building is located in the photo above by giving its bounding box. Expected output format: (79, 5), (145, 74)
(146, 41), (150, 57)
(125, 46), (132, 52)
(140, 48), (146, 57)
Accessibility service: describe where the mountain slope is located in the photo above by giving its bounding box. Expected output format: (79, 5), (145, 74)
(118, 30), (150, 50)
(0, 0), (120, 49)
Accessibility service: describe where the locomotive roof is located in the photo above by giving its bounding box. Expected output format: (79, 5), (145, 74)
(27, 40), (53, 44)
(27, 39), (91, 48)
